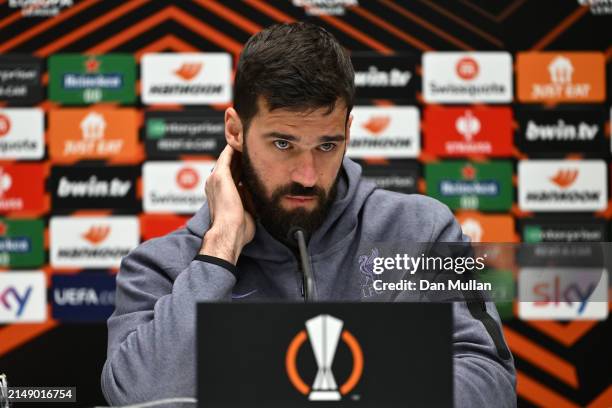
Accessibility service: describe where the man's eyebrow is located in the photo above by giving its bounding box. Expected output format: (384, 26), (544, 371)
(319, 134), (345, 142)
(263, 132), (345, 143)
(263, 132), (299, 141)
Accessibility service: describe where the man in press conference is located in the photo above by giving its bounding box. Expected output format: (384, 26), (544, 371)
(101, 22), (516, 407)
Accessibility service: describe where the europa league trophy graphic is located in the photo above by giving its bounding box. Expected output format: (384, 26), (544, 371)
(305, 314), (343, 401)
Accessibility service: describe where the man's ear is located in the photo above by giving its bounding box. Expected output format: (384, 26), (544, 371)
(225, 107), (244, 152)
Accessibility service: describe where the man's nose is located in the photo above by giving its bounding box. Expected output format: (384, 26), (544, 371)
(291, 151), (318, 188)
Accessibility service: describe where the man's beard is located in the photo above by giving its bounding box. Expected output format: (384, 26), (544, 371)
(241, 145), (340, 246)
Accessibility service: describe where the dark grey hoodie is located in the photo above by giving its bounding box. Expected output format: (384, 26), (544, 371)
(102, 157), (516, 407)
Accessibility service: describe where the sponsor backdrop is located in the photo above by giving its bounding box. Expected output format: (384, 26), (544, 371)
(0, 1), (610, 407)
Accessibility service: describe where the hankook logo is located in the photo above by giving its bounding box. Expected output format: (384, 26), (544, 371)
(174, 62), (203, 81)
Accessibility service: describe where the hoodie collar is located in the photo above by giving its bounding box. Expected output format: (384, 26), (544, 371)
(186, 157), (376, 262)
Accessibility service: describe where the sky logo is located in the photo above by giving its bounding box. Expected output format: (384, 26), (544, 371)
(0, 271), (46, 323)
(0, 286), (32, 317)
(518, 267), (608, 320)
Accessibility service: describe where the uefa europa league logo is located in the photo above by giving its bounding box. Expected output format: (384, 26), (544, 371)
(286, 314), (364, 401)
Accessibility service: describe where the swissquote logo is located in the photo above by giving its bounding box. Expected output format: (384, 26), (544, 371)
(286, 314), (363, 401)
(176, 167), (199, 190)
(0, 113), (9, 136)
(517, 52), (605, 103)
(0, 108), (44, 159)
(456, 56), (479, 80)
(50, 216), (139, 268)
(347, 106), (419, 158)
(141, 53), (232, 105)
(518, 160), (607, 211)
(143, 161), (214, 213)
(423, 52), (512, 103)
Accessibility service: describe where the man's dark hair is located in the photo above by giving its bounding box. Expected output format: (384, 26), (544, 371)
(234, 22), (355, 133)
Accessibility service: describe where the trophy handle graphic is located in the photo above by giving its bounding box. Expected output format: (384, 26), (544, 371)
(305, 314), (343, 401)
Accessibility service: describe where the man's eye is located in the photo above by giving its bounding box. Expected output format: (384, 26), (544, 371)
(319, 143), (336, 152)
(273, 140), (290, 150)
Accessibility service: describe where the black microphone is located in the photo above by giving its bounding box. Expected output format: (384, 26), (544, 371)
(287, 226), (316, 302)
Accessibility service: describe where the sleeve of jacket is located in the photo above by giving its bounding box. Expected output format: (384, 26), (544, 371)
(100, 230), (236, 406)
(432, 203), (517, 408)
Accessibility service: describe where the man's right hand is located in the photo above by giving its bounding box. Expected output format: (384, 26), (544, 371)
(199, 145), (255, 265)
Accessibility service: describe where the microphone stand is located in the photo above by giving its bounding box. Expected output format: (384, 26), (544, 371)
(290, 227), (316, 302)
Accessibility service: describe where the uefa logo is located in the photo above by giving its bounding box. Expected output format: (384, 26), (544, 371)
(286, 314), (364, 401)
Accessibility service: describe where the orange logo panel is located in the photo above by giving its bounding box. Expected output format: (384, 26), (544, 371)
(456, 212), (516, 243)
(49, 108), (140, 163)
(517, 52), (605, 103)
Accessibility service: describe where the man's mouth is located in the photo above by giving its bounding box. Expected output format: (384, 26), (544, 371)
(283, 195), (317, 205)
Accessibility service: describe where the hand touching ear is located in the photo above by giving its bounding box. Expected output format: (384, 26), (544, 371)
(200, 145), (255, 265)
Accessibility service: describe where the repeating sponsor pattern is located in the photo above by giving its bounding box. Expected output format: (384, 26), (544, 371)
(0, 1), (610, 406)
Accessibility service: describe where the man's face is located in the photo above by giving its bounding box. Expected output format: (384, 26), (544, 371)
(240, 97), (351, 243)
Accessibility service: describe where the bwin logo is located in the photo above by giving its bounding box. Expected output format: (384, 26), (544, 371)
(286, 314), (363, 401)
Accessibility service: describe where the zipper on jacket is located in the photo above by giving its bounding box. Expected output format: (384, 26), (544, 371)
(296, 259), (305, 298)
